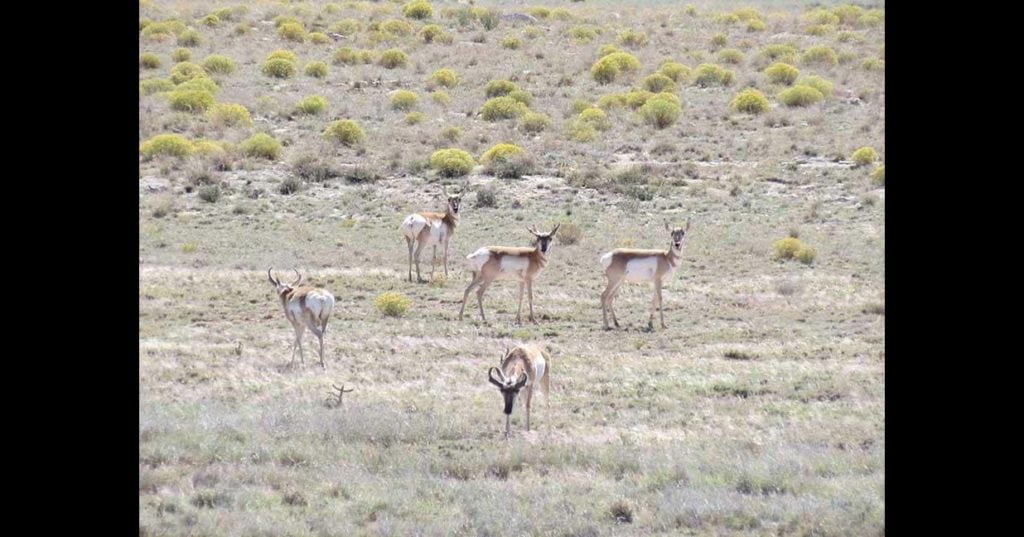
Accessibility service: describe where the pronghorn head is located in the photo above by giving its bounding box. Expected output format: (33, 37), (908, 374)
(488, 352), (528, 415)
(665, 219), (691, 251)
(443, 185), (462, 215)
(268, 267), (303, 296)
(528, 224), (560, 254)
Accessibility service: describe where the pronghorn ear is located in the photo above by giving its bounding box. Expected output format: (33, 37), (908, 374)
(488, 367), (504, 388)
(664, 221), (671, 231)
(514, 375), (528, 389)
(550, 223), (560, 236)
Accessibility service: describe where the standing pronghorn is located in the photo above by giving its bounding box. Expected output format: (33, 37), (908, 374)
(487, 344), (551, 437)
(459, 224), (560, 324)
(399, 188), (462, 282)
(267, 268), (335, 368)
(599, 220), (690, 330)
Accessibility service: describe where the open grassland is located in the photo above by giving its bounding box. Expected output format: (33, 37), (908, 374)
(140, 0), (884, 535)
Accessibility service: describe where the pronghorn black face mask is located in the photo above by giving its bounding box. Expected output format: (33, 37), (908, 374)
(489, 367), (527, 414)
(529, 224), (560, 254)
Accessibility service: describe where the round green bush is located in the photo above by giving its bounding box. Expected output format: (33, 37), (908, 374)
(376, 292), (412, 316)
(625, 90), (655, 109)
(795, 246), (817, 264)
(528, 6), (551, 19)
(381, 20), (414, 36)
(761, 44), (797, 61)
(522, 26), (544, 40)
(430, 148), (475, 177)
(168, 89), (214, 112)
(693, 63), (735, 87)
(176, 77), (219, 94)
(551, 8), (572, 21)
(718, 48), (744, 64)
(201, 54), (235, 75)
(747, 19), (766, 32)
(591, 52), (642, 84)
(804, 9), (839, 26)
(330, 19), (361, 35)
(598, 44), (621, 58)
(240, 133), (281, 160)
(379, 49), (409, 69)
(333, 47), (358, 65)
(273, 15), (300, 28)
(323, 120), (366, 146)
(658, 62), (691, 83)
(797, 75), (833, 97)
(177, 28), (201, 47)
(642, 73), (676, 93)
(405, 112), (426, 125)
(579, 108), (611, 131)
(730, 88), (770, 114)
(802, 46), (838, 66)
(481, 97), (528, 121)
(267, 50), (298, 63)
(778, 85), (824, 107)
(309, 32), (330, 45)
(568, 26), (598, 43)
(617, 29), (647, 47)
(390, 90), (419, 111)
(567, 122), (598, 142)
(480, 143), (525, 164)
(639, 93), (682, 129)
(278, 22), (307, 42)
(806, 24), (835, 36)
(207, 103), (252, 126)
(140, 133), (194, 159)
(862, 58), (885, 71)
(171, 48), (192, 62)
(403, 0), (433, 20)
(427, 68), (459, 88)
(141, 21), (180, 41)
(140, 53), (161, 69)
(507, 90), (533, 107)
(262, 58), (297, 78)
(419, 24), (452, 44)
(305, 61), (328, 78)
(710, 33), (727, 48)
(296, 95), (328, 115)
(851, 147), (878, 167)
(431, 91), (451, 106)
(772, 237), (803, 260)
(499, 35), (520, 49)
(440, 127), (461, 143)
(200, 14), (220, 27)
(597, 93), (628, 110)
(484, 79), (518, 98)
(871, 165), (885, 186)
(140, 78), (174, 96)
(764, 62), (799, 85)
(832, 4), (864, 25)
(519, 111), (552, 133)
(169, 62), (206, 84)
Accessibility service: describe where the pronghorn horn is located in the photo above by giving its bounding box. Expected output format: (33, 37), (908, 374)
(268, 267), (279, 286)
(685, 217), (691, 231)
(291, 269), (303, 286)
(513, 374), (528, 389)
(550, 223), (560, 236)
(527, 226), (538, 235)
(488, 367), (505, 388)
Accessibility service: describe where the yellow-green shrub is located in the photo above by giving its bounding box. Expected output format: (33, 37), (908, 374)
(140, 53), (161, 69)
(201, 54), (235, 75)
(797, 75), (833, 97)
(381, 19), (414, 36)
(305, 61), (328, 78)
(642, 73), (676, 93)
(262, 59), (296, 78)
(140, 78), (174, 95)
(625, 90), (654, 109)
(484, 79), (518, 98)
(717, 48), (744, 64)
(597, 93), (628, 110)
(405, 112), (426, 125)
(528, 7), (551, 19)
(402, 0), (433, 20)
(419, 24), (452, 44)
(773, 237), (802, 260)
(169, 62), (206, 84)
(440, 126), (461, 143)
(638, 93), (682, 128)
(140, 133), (194, 159)
(710, 33), (727, 48)
(764, 62), (799, 85)
(522, 26), (543, 40)
(240, 133), (281, 159)
(617, 29), (647, 47)
(171, 48), (191, 62)
(832, 4), (864, 25)
(427, 68), (459, 88)
(273, 15), (300, 27)
(375, 292), (412, 316)
(431, 91), (450, 106)
(802, 46), (838, 66)
(658, 62), (691, 83)
(176, 77), (219, 94)
(309, 32), (331, 44)
(806, 24), (835, 36)
(568, 26), (597, 43)
(519, 111), (552, 133)
(501, 36), (521, 49)
(693, 63), (734, 87)
(795, 246), (817, 264)
(761, 43), (797, 62)
(141, 21), (181, 41)
(200, 14), (220, 27)
(330, 19), (361, 35)
(278, 22), (307, 42)
(851, 147), (878, 167)
(168, 88), (214, 112)
(730, 88), (770, 114)
(333, 47), (359, 65)
(870, 165), (885, 186)
(379, 49), (409, 69)
(803, 9), (839, 26)
(747, 19), (766, 32)
(429, 148), (475, 177)
(390, 90), (419, 111)
(323, 120), (366, 145)
(507, 90), (532, 107)
(733, 7), (762, 21)
(862, 58), (885, 71)
(579, 107), (611, 131)
(481, 97), (527, 121)
(598, 44), (621, 58)
(178, 28), (201, 46)
(778, 85), (824, 107)
(551, 8), (572, 21)
(567, 122), (598, 142)
(207, 103), (252, 126)
(480, 143), (525, 163)
(591, 51), (641, 84)
(296, 95), (328, 115)
(267, 50), (298, 63)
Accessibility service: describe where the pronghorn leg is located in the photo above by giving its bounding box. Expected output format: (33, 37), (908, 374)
(516, 281), (525, 324)
(527, 280), (537, 324)
(476, 280), (492, 323)
(413, 241), (427, 283)
(657, 281), (667, 329)
(406, 237), (414, 282)
(505, 414), (511, 438)
(525, 389), (533, 432)
(607, 280), (624, 328)
(293, 324), (306, 365)
(305, 315), (326, 369)
(443, 239), (450, 278)
(648, 282), (660, 330)
(430, 245), (437, 281)
(459, 273), (481, 320)
(600, 278), (617, 329)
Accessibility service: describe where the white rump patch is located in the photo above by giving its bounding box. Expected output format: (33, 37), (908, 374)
(400, 214), (427, 241)
(466, 247), (492, 272)
(624, 257), (658, 282)
(600, 251), (614, 270)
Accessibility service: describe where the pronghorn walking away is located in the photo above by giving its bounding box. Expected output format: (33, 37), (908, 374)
(599, 220), (690, 330)
(399, 188), (462, 283)
(267, 268), (335, 368)
(459, 224), (560, 324)
(487, 344), (551, 437)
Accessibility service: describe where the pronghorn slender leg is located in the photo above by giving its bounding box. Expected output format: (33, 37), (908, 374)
(459, 273), (481, 320)
(600, 277), (619, 329)
(413, 241), (427, 283)
(516, 281), (525, 324)
(505, 414), (511, 438)
(405, 237), (414, 282)
(527, 279), (537, 324)
(648, 282), (661, 329)
(430, 245), (437, 281)
(306, 320), (325, 369)
(525, 388), (533, 432)
(657, 280), (667, 329)
(476, 280), (492, 322)
(293, 323), (306, 365)
(443, 238), (450, 278)
(607, 279), (624, 328)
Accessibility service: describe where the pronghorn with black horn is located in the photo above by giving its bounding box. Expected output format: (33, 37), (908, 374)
(599, 219), (690, 330)
(399, 186), (462, 283)
(459, 224), (560, 324)
(487, 344), (551, 438)
(267, 268), (335, 368)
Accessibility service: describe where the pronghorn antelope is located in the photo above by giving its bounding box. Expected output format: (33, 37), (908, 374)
(599, 220), (690, 330)
(459, 224), (560, 324)
(487, 344), (551, 437)
(399, 188), (462, 283)
(267, 268), (336, 368)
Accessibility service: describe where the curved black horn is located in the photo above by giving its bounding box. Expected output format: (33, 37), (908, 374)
(291, 269), (303, 286)
(488, 367), (505, 388)
(513, 374), (528, 389)
(550, 223), (560, 235)
(268, 267), (279, 285)
(527, 226), (538, 235)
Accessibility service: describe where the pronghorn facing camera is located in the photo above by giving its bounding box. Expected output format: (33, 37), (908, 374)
(399, 187), (462, 283)
(459, 224), (560, 324)
(600, 220), (690, 330)
(487, 344), (551, 437)
(267, 268), (336, 368)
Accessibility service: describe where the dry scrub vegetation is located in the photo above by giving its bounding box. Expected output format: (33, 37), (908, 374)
(140, 0), (884, 535)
